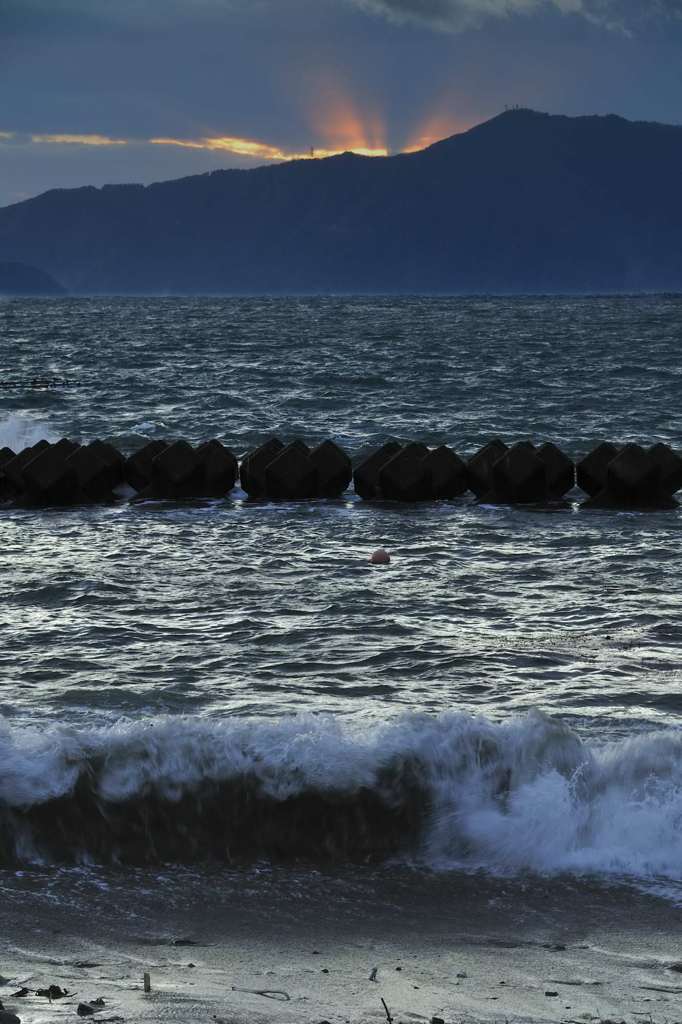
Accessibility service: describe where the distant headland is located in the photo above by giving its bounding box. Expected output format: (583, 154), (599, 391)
(0, 261), (66, 296)
(1, 108), (681, 295)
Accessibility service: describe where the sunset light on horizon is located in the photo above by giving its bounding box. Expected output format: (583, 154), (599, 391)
(0, 64), (477, 199)
(31, 133), (129, 147)
(149, 134), (390, 161)
(6, 107), (471, 166)
(402, 111), (471, 153)
(4, 127), (454, 162)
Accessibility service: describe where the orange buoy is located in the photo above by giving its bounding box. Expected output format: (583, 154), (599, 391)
(369, 548), (391, 565)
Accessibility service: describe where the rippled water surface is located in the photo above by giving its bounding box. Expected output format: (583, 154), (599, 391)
(1, 295), (682, 734)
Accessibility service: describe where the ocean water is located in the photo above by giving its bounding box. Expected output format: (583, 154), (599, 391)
(1, 295), (682, 900)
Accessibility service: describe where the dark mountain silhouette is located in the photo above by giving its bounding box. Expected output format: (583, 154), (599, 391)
(1, 109), (681, 294)
(0, 261), (66, 296)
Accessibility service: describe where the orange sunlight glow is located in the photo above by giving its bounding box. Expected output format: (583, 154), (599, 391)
(150, 135), (294, 160)
(305, 72), (388, 157)
(23, 79), (464, 162)
(31, 133), (128, 146)
(24, 105), (464, 165)
(402, 113), (469, 154)
(150, 134), (387, 161)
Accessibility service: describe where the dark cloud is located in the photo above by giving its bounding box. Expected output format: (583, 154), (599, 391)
(351, 0), (682, 31)
(3, 0), (681, 38)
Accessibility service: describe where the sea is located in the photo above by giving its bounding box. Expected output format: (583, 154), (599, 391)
(1, 294), (682, 937)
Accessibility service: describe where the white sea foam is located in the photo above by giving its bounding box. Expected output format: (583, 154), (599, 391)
(0, 414), (56, 451)
(1, 710), (682, 883)
(425, 719), (682, 879)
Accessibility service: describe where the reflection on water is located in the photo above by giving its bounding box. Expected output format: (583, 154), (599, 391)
(0, 295), (681, 736)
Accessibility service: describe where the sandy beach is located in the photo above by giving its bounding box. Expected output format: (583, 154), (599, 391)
(1, 865), (681, 1024)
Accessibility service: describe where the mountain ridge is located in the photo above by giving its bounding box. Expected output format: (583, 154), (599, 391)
(1, 109), (681, 294)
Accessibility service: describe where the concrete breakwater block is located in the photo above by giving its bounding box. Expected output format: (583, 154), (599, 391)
(355, 442), (468, 502)
(2, 439), (50, 496)
(265, 442), (318, 501)
(489, 442), (548, 504)
(576, 442), (620, 497)
(241, 437), (351, 500)
(149, 439), (203, 498)
(425, 445), (468, 499)
(585, 443), (679, 509)
(379, 443), (430, 501)
(649, 442), (682, 495)
(468, 440), (575, 504)
(310, 440), (352, 498)
(466, 439), (508, 499)
(20, 446), (77, 506)
(240, 438), (285, 498)
(536, 442), (576, 498)
(66, 443), (122, 502)
(124, 439), (169, 491)
(353, 441), (402, 499)
(15, 438), (130, 505)
(0, 445), (17, 500)
(196, 439), (238, 496)
(19, 438), (80, 505)
(3, 436), (242, 503)
(89, 439), (126, 481)
(1, 438), (129, 506)
(131, 439), (239, 499)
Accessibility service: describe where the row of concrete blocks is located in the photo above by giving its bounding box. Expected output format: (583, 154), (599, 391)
(0, 438), (238, 506)
(0, 436), (681, 509)
(351, 439), (682, 508)
(353, 438), (682, 508)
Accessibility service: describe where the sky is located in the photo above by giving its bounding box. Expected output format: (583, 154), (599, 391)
(1, 0), (682, 207)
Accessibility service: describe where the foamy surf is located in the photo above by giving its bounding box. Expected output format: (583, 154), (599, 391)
(0, 414), (56, 451)
(1, 710), (681, 885)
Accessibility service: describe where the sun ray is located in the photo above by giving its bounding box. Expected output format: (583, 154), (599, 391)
(304, 71), (388, 156)
(402, 112), (469, 153)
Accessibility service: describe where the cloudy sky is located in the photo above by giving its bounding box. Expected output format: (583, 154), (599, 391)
(2, 0), (681, 207)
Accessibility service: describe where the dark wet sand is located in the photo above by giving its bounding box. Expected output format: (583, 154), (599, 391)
(1, 867), (681, 1024)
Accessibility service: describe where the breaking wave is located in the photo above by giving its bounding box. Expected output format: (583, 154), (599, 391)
(0, 414), (56, 451)
(1, 710), (681, 879)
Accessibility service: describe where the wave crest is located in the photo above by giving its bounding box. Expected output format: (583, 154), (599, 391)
(1, 711), (681, 878)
